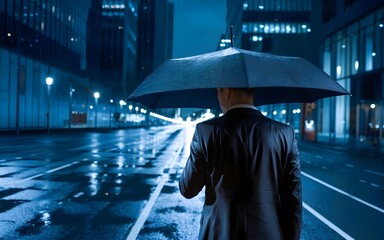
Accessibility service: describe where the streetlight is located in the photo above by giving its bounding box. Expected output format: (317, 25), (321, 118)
(69, 87), (75, 129)
(109, 99), (114, 128)
(46, 76), (54, 133)
(94, 91), (100, 128)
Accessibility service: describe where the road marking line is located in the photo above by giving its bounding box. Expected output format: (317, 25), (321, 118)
(303, 202), (354, 240)
(126, 143), (184, 240)
(302, 171), (384, 214)
(4, 158), (88, 187)
(365, 169), (384, 177)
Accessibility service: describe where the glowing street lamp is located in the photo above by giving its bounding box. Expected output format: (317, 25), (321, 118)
(46, 76), (54, 133)
(94, 91), (100, 128)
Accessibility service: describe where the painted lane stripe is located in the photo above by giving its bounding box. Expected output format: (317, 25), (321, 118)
(302, 171), (384, 214)
(365, 169), (384, 177)
(4, 158), (88, 187)
(126, 143), (184, 240)
(303, 202), (354, 240)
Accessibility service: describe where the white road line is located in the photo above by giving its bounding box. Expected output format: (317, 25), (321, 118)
(302, 171), (384, 214)
(126, 143), (184, 240)
(4, 158), (88, 187)
(365, 169), (384, 177)
(303, 202), (354, 240)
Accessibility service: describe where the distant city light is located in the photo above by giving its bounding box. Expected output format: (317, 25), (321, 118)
(128, 105), (133, 110)
(90, 105), (93, 110)
(45, 77), (53, 86)
(273, 111), (277, 115)
(342, 44), (346, 48)
(379, 23), (384, 28)
(372, 52), (376, 57)
(251, 36), (263, 42)
(7, 32), (11, 37)
(260, 24), (265, 29)
(258, 5), (264, 10)
(370, 104), (376, 109)
(119, 100), (126, 106)
(307, 28), (311, 32)
(110, 99), (113, 103)
(354, 61), (359, 71)
(281, 109), (287, 115)
(94, 91), (100, 99)
(296, 108), (301, 114)
(243, 3), (249, 9)
(336, 65), (342, 77)
(305, 120), (315, 130)
(262, 111), (268, 116)
(301, 24), (307, 29)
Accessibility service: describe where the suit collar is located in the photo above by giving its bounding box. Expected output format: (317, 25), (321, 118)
(226, 104), (257, 112)
(225, 107), (263, 117)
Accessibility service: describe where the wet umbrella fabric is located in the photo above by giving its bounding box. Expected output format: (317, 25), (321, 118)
(128, 47), (350, 110)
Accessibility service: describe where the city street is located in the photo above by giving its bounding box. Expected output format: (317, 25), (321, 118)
(0, 125), (383, 240)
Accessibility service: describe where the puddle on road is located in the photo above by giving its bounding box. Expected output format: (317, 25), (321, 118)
(17, 208), (87, 236)
(161, 185), (178, 194)
(0, 199), (28, 213)
(66, 173), (161, 202)
(156, 206), (187, 214)
(140, 222), (179, 240)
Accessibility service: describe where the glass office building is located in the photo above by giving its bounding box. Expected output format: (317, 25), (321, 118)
(317, 4), (384, 152)
(0, 0), (115, 130)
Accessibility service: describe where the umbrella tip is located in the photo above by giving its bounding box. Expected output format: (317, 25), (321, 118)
(230, 25), (234, 48)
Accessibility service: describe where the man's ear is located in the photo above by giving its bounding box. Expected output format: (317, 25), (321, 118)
(223, 88), (231, 99)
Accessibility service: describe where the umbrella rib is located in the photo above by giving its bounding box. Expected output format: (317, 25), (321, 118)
(239, 52), (251, 88)
(282, 60), (313, 102)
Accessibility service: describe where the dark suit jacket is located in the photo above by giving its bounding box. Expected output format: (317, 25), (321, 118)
(179, 108), (302, 240)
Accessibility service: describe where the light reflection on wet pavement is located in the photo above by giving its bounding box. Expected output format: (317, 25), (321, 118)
(0, 125), (202, 240)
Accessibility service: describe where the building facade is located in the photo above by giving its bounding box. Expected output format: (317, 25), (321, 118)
(314, 0), (384, 153)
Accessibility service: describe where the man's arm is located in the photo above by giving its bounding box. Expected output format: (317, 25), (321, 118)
(179, 126), (207, 199)
(280, 128), (302, 240)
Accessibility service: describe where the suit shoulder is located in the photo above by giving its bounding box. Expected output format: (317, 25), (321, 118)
(260, 115), (294, 132)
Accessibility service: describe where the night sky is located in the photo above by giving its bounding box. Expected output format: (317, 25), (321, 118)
(171, 0), (227, 58)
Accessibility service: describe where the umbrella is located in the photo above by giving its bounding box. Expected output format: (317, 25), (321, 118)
(128, 47), (350, 110)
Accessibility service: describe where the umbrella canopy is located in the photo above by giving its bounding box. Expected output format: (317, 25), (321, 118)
(128, 47), (350, 110)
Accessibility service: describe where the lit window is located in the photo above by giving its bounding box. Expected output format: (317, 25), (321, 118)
(354, 61), (359, 71)
(336, 65), (342, 77)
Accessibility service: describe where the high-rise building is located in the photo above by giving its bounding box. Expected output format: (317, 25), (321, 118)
(96, 0), (174, 97)
(224, 0), (312, 59)
(0, 0), (113, 130)
(134, 0), (173, 92)
(313, 0), (384, 153)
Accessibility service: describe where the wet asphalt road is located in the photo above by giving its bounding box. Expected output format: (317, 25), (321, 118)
(0, 125), (383, 240)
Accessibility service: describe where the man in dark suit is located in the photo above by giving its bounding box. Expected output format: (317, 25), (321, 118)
(179, 88), (302, 240)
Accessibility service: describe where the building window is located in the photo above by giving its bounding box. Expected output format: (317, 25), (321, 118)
(322, 0), (336, 23)
(345, 0), (357, 8)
